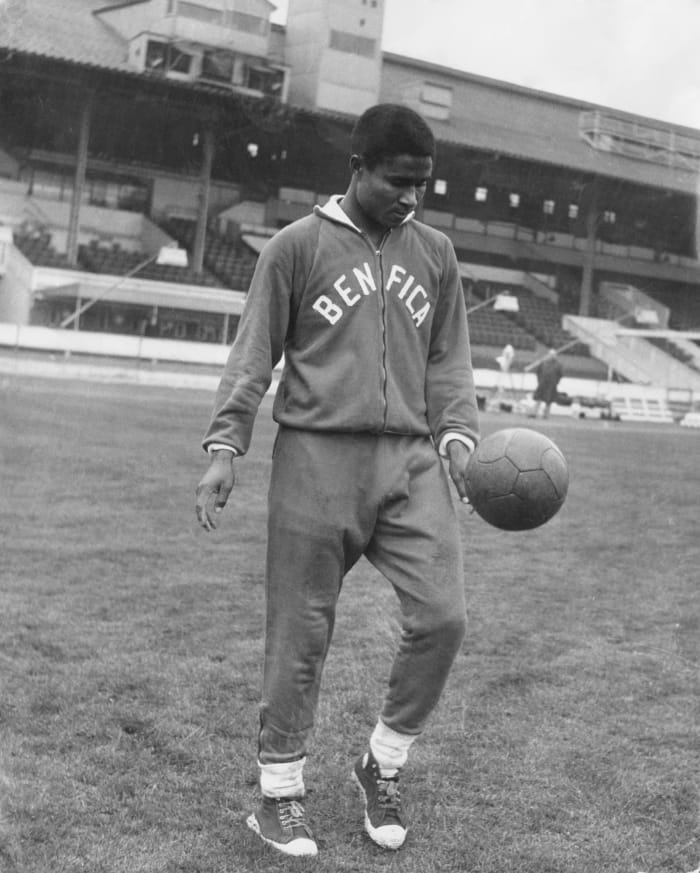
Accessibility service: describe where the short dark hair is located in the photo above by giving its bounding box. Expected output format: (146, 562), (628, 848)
(351, 103), (435, 169)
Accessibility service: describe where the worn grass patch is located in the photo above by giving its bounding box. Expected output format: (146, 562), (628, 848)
(1, 377), (698, 872)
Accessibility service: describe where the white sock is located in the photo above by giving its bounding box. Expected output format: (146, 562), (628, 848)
(258, 757), (306, 799)
(369, 720), (417, 777)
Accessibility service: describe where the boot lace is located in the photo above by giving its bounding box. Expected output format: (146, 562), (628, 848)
(278, 799), (309, 830)
(376, 777), (402, 813)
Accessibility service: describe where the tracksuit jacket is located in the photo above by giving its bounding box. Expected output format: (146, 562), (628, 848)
(203, 196), (480, 454)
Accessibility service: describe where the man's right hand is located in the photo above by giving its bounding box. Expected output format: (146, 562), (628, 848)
(195, 450), (236, 531)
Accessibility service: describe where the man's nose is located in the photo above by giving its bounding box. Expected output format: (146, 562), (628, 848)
(398, 186), (420, 206)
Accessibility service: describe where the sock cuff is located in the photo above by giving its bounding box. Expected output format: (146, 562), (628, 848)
(258, 757), (306, 798)
(370, 719), (417, 771)
(372, 719), (417, 748)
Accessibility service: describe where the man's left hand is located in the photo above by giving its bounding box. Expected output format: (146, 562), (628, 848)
(446, 440), (473, 505)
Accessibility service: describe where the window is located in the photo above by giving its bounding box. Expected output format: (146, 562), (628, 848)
(421, 83), (452, 109)
(417, 82), (452, 121)
(201, 50), (234, 83)
(169, 47), (192, 73)
(329, 29), (376, 57)
(603, 210), (617, 224)
(433, 179), (447, 196)
(509, 192), (520, 209)
(568, 203), (579, 219)
(543, 199), (555, 215)
(177, 1), (222, 24)
(145, 40), (167, 71)
(226, 10), (269, 36)
(475, 186), (488, 202)
(246, 66), (285, 96)
(145, 40), (193, 75)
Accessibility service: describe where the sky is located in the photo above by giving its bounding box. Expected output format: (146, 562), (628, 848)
(270, 0), (700, 131)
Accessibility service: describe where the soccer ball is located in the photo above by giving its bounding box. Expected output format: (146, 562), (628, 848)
(465, 428), (569, 531)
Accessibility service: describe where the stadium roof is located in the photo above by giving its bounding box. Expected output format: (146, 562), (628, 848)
(381, 53), (700, 194)
(2, 0), (699, 193)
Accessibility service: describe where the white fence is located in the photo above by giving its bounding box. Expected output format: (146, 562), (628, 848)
(0, 322), (231, 367)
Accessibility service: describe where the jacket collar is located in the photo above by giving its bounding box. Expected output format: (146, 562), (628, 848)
(315, 195), (415, 232)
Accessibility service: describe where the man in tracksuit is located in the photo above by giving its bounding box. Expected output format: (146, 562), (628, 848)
(195, 103), (480, 857)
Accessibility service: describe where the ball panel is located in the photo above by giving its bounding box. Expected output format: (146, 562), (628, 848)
(471, 428), (515, 463)
(473, 493), (529, 531)
(464, 455), (519, 500)
(503, 428), (550, 471)
(540, 447), (570, 499)
(514, 470), (566, 528)
(515, 469), (562, 504)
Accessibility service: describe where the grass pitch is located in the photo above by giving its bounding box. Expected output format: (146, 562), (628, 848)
(1, 376), (698, 873)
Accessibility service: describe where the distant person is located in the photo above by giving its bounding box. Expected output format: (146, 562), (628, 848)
(495, 343), (514, 375)
(532, 348), (563, 418)
(195, 103), (479, 857)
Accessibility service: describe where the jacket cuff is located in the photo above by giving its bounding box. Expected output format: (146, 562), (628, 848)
(206, 443), (239, 456)
(438, 432), (476, 458)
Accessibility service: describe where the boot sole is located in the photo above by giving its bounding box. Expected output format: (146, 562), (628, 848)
(246, 812), (318, 857)
(352, 769), (407, 850)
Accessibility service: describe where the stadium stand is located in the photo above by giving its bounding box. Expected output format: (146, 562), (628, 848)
(667, 299), (700, 332)
(466, 303), (536, 351)
(510, 289), (590, 355)
(78, 240), (222, 287)
(2, 0), (700, 417)
(164, 218), (258, 291)
(465, 279), (587, 356)
(13, 225), (74, 270)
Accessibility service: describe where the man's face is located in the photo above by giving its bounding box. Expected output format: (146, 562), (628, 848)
(353, 153), (433, 231)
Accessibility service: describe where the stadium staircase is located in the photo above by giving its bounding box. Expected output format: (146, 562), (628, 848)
(646, 335), (700, 372)
(562, 314), (700, 391)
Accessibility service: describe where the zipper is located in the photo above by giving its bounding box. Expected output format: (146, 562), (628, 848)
(352, 222), (391, 432)
(375, 231), (391, 431)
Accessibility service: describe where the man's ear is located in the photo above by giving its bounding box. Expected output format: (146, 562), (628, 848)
(349, 154), (363, 173)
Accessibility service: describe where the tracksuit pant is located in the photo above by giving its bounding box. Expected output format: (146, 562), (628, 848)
(258, 427), (467, 765)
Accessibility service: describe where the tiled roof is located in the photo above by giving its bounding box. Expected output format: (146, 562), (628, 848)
(0, 0), (130, 71)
